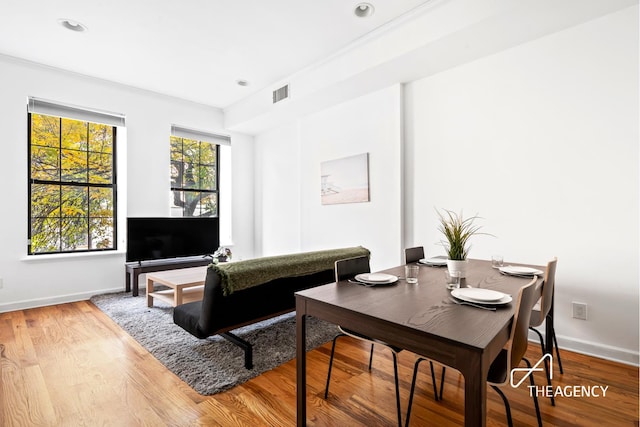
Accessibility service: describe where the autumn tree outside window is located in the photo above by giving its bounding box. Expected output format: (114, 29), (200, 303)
(27, 98), (124, 255)
(170, 125), (229, 217)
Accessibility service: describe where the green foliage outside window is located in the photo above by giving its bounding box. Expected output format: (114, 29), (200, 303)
(170, 136), (218, 217)
(29, 113), (116, 254)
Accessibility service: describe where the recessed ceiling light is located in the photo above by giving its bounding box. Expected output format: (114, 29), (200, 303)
(236, 79), (249, 87)
(58, 19), (88, 32)
(354, 3), (375, 18)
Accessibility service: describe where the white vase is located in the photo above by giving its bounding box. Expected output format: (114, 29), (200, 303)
(447, 259), (469, 278)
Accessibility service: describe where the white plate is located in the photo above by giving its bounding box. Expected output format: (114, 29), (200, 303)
(355, 273), (398, 284)
(419, 256), (448, 266)
(451, 288), (513, 305)
(452, 288), (505, 302)
(499, 266), (543, 276)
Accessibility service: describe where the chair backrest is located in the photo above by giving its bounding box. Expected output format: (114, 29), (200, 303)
(335, 256), (371, 282)
(508, 276), (542, 370)
(537, 257), (558, 320)
(405, 246), (425, 264)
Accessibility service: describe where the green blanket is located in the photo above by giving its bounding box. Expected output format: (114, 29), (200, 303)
(211, 246), (370, 296)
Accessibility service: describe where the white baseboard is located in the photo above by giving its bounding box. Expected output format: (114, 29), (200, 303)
(0, 287), (123, 313)
(557, 335), (639, 366)
(528, 330), (639, 366)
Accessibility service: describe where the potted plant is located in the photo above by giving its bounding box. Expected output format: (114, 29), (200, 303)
(436, 208), (491, 278)
(212, 246), (232, 263)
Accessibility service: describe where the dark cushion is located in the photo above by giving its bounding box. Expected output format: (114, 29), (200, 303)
(173, 267), (334, 338)
(173, 301), (206, 338)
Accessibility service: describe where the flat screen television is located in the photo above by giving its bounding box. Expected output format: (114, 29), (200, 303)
(126, 217), (220, 263)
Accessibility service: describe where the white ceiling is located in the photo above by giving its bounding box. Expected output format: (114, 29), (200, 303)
(0, 0), (434, 109)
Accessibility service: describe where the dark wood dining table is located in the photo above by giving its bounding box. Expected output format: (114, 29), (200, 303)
(295, 258), (547, 427)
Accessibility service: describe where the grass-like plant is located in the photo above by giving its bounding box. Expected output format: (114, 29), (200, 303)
(436, 208), (491, 260)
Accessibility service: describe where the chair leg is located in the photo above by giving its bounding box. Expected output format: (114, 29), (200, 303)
(428, 361), (439, 402)
(324, 333), (345, 399)
(368, 343), (375, 370)
(490, 385), (514, 427)
(405, 357), (423, 427)
(544, 314), (564, 375)
(523, 357), (543, 427)
(530, 326), (555, 406)
(497, 356), (549, 427)
(392, 353), (402, 427)
(405, 358), (442, 427)
(530, 325), (546, 354)
(439, 366), (447, 400)
(552, 325), (564, 374)
(325, 336), (403, 427)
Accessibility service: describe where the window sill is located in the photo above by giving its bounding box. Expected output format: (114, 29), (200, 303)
(21, 250), (126, 262)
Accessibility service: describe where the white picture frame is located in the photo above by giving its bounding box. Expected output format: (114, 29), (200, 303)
(321, 153), (370, 205)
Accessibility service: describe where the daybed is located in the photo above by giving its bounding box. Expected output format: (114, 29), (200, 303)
(173, 246), (370, 368)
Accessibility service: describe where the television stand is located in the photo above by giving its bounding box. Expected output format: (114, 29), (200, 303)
(125, 256), (211, 296)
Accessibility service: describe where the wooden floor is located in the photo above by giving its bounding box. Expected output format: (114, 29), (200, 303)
(0, 301), (638, 426)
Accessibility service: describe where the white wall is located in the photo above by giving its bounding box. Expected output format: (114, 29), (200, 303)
(254, 86), (403, 269)
(254, 123), (301, 256)
(299, 86), (403, 269)
(223, 136), (256, 261)
(0, 56), (254, 311)
(404, 6), (638, 363)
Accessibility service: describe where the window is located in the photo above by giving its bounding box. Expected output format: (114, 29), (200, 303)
(170, 125), (229, 217)
(28, 98), (123, 255)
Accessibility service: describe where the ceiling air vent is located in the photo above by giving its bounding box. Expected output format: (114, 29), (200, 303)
(272, 84), (289, 104)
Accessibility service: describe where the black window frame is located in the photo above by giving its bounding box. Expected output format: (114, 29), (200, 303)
(170, 136), (220, 218)
(27, 112), (118, 255)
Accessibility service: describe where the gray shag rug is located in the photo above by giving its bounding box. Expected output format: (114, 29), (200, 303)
(90, 290), (338, 395)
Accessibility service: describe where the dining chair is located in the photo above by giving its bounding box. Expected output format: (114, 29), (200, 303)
(405, 276), (543, 427)
(529, 257), (561, 406)
(324, 255), (437, 427)
(404, 246), (425, 264)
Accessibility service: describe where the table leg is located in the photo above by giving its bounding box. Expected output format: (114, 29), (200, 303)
(174, 286), (183, 306)
(463, 362), (486, 427)
(132, 273), (139, 297)
(146, 277), (154, 307)
(296, 299), (307, 427)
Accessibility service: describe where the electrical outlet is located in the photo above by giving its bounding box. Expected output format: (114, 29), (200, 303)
(572, 302), (587, 320)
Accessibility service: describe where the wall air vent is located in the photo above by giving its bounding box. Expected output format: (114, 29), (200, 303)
(272, 84), (289, 104)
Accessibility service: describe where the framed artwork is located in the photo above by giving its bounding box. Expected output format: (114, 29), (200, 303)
(321, 153), (370, 205)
